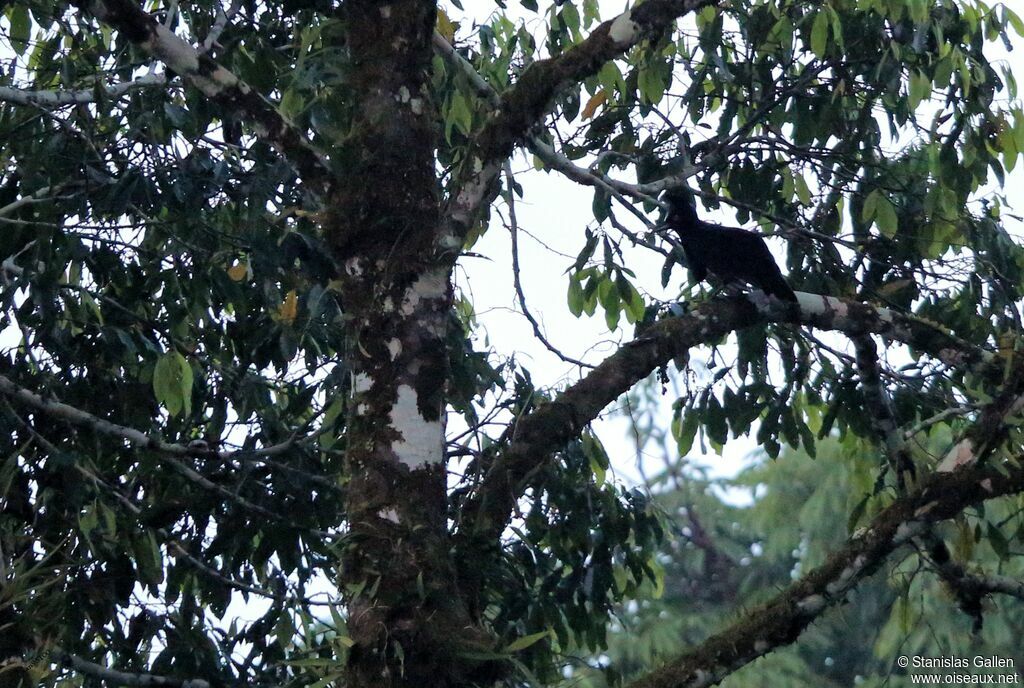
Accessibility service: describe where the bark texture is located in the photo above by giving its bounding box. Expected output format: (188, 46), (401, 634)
(328, 1), (497, 685)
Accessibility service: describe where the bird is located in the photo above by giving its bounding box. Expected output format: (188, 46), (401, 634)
(658, 190), (798, 303)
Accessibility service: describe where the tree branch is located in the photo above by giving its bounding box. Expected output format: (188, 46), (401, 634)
(474, 0), (718, 168)
(51, 648), (211, 688)
(432, 31), (672, 214)
(625, 458), (1024, 688)
(928, 558), (1024, 604)
(504, 162), (593, 368)
(0, 373), (297, 462)
(851, 334), (915, 488)
(937, 358), (1024, 472)
(41, 420), (338, 608)
(0, 73), (167, 107)
(441, 0), (718, 247)
(459, 292), (995, 543)
(73, 0), (333, 196)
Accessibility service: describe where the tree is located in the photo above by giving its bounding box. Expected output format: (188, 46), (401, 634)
(1, 0), (1023, 687)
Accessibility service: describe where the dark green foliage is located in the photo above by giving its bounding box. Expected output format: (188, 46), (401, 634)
(1, 0), (1024, 686)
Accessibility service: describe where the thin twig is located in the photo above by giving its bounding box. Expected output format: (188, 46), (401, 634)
(504, 163), (593, 369)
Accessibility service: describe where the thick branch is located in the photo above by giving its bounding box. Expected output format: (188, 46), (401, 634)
(460, 292), (994, 542)
(0, 73), (166, 107)
(930, 562), (1024, 603)
(937, 357), (1024, 472)
(442, 0), (718, 246)
(432, 32), (670, 215)
(851, 334), (915, 487)
(626, 459), (1024, 688)
(74, 0), (333, 196)
(474, 0), (717, 167)
(52, 648), (210, 688)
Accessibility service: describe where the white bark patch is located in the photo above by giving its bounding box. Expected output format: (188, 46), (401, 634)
(193, 66), (241, 98)
(609, 10), (638, 44)
(353, 373), (373, 394)
(452, 160), (500, 226)
(210, 66), (239, 89)
(387, 338), (402, 360)
(353, 373), (373, 415)
(797, 594), (826, 613)
(380, 5), (391, 18)
(400, 270), (449, 315)
(149, 24), (200, 75)
(344, 257), (364, 276)
(410, 97), (424, 115)
(937, 438), (975, 472)
(390, 385), (443, 469)
(378, 508), (400, 523)
(398, 85), (411, 103)
(826, 557), (864, 596)
(795, 291), (838, 317)
(439, 232), (463, 249)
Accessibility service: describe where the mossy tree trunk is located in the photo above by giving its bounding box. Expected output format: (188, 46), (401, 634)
(327, 1), (489, 685)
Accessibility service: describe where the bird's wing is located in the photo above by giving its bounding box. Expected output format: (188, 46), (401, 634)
(684, 246), (708, 282)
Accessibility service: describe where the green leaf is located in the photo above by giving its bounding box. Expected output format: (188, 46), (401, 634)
(504, 630), (549, 653)
(592, 187), (611, 222)
(847, 494), (869, 533)
(637, 61), (668, 105)
(810, 12), (829, 58)
(861, 189), (880, 222)
(987, 522), (1009, 559)
(1006, 6), (1024, 37)
(794, 173), (812, 206)
(449, 90), (473, 137)
(79, 504), (98, 536)
(560, 3), (581, 41)
(647, 556), (665, 599)
(582, 432), (609, 485)
(781, 167), (795, 201)
(133, 531), (164, 586)
(874, 194), (898, 237)
(672, 408), (699, 456)
(279, 87), (306, 121)
(827, 7), (845, 51)
(908, 70), (931, 109)
(8, 6), (30, 55)
(567, 276), (585, 317)
(153, 352), (194, 417)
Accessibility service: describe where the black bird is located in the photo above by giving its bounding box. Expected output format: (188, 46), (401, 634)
(659, 190), (798, 302)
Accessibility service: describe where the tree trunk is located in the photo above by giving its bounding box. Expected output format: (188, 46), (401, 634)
(328, 1), (494, 685)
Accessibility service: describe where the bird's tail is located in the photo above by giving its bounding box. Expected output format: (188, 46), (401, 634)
(762, 275), (798, 302)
